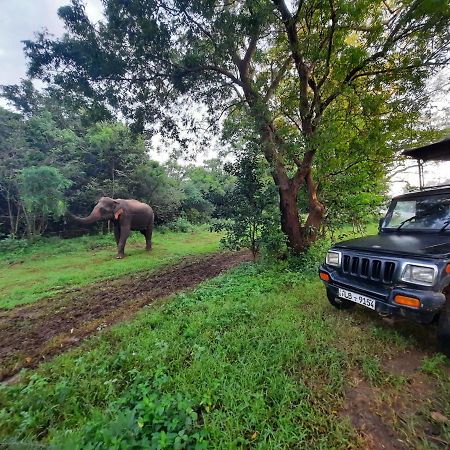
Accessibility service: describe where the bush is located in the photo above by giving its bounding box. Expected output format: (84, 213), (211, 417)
(259, 224), (288, 259)
(165, 217), (194, 233)
(286, 237), (332, 275)
(0, 236), (30, 255)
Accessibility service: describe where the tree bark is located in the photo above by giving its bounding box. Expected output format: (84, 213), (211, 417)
(278, 183), (304, 252)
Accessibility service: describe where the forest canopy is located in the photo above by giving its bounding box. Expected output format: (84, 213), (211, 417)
(0, 84), (234, 238)
(1, 0), (449, 252)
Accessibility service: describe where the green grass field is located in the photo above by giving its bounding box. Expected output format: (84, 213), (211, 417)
(1, 260), (448, 449)
(0, 229), (221, 309)
(0, 223), (448, 448)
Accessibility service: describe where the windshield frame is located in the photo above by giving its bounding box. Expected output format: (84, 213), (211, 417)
(381, 193), (450, 233)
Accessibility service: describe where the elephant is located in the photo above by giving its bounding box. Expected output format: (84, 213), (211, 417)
(69, 197), (154, 259)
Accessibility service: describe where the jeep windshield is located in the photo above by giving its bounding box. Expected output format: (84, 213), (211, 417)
(383, 193), (450, 231)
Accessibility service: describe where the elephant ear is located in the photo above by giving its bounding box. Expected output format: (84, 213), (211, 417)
(112, 200), (124, 220)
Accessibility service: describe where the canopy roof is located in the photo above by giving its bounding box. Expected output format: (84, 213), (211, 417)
(402, 137), (450, 162)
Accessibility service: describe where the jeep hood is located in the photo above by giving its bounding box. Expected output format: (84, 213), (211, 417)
(335, 233), (450, 258)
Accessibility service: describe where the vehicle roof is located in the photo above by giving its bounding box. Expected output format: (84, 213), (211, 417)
(393, 185), (450, 201)
(402, 136), (450, 161)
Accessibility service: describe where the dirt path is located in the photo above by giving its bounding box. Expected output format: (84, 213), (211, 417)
(342, 344), (449, 449)
(0, 250), (252, 381)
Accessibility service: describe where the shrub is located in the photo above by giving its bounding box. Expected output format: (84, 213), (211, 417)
(165, 217), (194, 233)
(0, 236), (30, 255)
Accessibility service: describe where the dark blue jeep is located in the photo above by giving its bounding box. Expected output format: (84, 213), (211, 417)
(319, 185), (450, 355)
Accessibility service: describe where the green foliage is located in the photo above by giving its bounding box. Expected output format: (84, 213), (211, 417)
(0, 96), (234, 238)
(18, 166), (71, 237)
(56, 370), (207, 449)
(21, 0), (450, 251)
(361, 356), (383, 383)
(180, 160), (236, 224)
(213, 153), (282, 257)
(129, 161), (185, 225)
(1, 254), (447, 448)
(0, 236), (30, 254)
(165, 217), (195, 233)
(420, 354), (449, 377)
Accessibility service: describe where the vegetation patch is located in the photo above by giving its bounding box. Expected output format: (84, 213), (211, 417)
(0, 229), (221, 309)
(1, 260), (448, 449)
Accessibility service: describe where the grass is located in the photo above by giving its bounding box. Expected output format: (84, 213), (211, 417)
(0, 221), (448, 448)
(0, 228), (221, 309)
(1, 258), (449, 449)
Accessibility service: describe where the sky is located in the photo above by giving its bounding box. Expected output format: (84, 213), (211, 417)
(0, 0), (449, 194)
(0, 0), (103, 86)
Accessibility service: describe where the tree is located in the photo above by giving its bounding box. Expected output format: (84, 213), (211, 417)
(0, 108), (32, 237)
(18, 166), (70, 237)
(23, 0), (450, 251)
(214, 151), (280, 258)
(180, 160), (236, 223)
(127, 161), (185, 224)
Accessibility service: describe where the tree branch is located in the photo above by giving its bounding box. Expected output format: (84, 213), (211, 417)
(317, 0), (336, 90)
(264, 56), (291, 101)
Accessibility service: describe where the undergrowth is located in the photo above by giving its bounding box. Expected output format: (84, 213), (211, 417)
(2, 253), (447, 449)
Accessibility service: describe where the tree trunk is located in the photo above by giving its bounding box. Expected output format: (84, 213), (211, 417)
(301, 169), (325, 246)
(278, 184), (305, 253)
(250, 99), (325, 254)
(5, 190), (15, 238)
(275, 158), (325, 253)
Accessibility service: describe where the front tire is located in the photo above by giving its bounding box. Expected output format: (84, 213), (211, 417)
(326, 288), (355, 310)
(437, 300), (450, 357)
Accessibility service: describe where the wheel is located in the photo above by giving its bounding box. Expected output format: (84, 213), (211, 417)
(437, 299), (450, 357)
(326, 287), (355, 310)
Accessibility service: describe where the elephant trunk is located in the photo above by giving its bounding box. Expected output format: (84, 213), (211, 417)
(68, 207), (102, 225)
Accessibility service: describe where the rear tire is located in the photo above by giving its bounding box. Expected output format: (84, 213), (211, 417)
(437, 299), (450, 357)
(326, 288), (355, 310)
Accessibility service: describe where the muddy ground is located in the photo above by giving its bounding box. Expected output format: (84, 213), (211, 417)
(0, 250), (253, 381)
(341, 317), (450, 450)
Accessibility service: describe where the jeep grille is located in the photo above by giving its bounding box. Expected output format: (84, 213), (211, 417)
(342, 255), (396, 283)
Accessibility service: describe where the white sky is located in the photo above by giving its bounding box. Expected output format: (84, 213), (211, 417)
(0, 0), (449, 190)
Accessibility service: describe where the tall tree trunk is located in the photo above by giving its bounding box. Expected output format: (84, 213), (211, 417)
(278, 183), (305, 252)
(301, 169), (325, 245)
(247, 91), (324, 254)
(5, 190), (15, 238)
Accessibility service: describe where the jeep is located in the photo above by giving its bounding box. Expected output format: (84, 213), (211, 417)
(319, 185), (450, 355)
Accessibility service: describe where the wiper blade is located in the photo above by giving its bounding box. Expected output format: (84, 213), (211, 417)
(396, 215), (418, 230)
(396, 210), (437, 231)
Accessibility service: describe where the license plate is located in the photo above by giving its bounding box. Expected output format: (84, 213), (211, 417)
(338, 288), (376, 310)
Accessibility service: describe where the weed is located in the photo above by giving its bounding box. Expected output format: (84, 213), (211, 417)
(420, 354), (449, 377)
(361, 355), (383, 383)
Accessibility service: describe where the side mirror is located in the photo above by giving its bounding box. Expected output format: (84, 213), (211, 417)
(378, 217), (384, 232)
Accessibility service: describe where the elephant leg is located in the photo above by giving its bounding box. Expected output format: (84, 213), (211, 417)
(144, 225), (153, 251)
(116, 224), (131, 259)
(113, 223), (121, 245)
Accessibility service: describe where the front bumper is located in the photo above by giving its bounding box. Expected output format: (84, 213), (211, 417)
(319, 264), (446, 324)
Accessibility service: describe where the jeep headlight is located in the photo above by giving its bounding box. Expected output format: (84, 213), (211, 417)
(401, 264), (436, 286)
(326, 250), (341, 267)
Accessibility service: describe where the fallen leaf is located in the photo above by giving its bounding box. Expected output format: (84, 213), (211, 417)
(431, 412), (449, 424)
(251, 432), (258, 440)
(25, 357), (32, 364)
